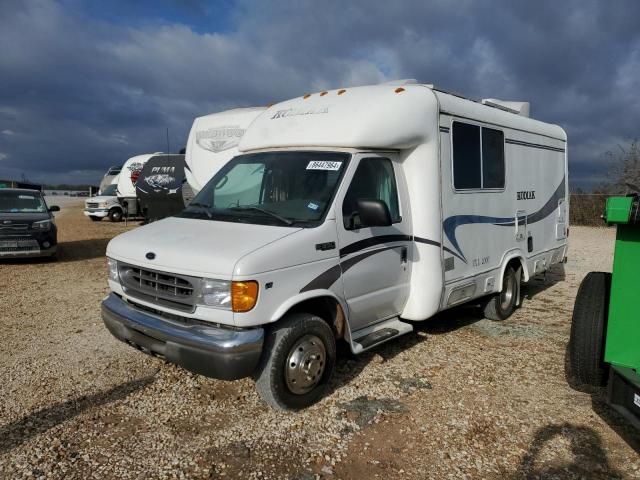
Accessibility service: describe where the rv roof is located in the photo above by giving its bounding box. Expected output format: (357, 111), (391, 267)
(240, 83), (565, 152)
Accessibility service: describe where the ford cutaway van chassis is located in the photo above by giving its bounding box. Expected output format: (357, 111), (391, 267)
(102, 82), (568, 410)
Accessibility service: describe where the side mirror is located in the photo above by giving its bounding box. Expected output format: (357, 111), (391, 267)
(356, 199), (392, 228)
(48, 205), (60, 212)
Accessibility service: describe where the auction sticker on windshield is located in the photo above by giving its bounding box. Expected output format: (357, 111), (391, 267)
(306, 160), (342, 171)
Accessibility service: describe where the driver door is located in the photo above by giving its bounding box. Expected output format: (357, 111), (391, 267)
(336, 153), (412, 332)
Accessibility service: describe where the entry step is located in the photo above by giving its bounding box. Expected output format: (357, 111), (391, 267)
(351, 317), (413, 354)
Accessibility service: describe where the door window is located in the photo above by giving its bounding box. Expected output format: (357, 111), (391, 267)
(342, 157), (400, 229)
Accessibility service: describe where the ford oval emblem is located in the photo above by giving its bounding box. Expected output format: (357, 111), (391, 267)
(145, 252), (156, 260)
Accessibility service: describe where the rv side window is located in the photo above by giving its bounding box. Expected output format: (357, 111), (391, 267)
(452, 122), (481, 189)
(482, 127), (505, 189)
(452, 122), (505, 190)
(342, 157), (400, 229)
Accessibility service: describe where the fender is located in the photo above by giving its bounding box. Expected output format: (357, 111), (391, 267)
(269, 289), (349, 324)
(499, 249), (529, 284)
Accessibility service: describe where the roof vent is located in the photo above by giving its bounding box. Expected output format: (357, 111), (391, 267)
(481, 99), (530, 117)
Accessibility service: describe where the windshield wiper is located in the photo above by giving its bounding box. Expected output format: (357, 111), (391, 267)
(229, 205), (294, 226)
(186, 201), (212, 219)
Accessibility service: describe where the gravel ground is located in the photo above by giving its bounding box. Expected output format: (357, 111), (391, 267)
(1, 206), (639, 479)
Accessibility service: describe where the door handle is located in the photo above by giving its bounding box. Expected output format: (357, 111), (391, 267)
(400, 247), (408, 263)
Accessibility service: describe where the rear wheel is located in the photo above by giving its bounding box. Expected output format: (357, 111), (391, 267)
(568, 272), (611, 386)
(483, 266), (520, 320)
(89, 216), (102, 222)
(254, 313), (336, 410)
(108, 208), (123, 222)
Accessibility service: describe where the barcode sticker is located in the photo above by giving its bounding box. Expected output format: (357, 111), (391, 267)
(306, 161), (342, 171)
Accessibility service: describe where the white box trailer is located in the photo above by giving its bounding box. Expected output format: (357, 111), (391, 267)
(185, 107), (267, 194)
(102, 82), (568, 410)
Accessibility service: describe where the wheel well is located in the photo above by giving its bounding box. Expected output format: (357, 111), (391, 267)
(505, 257), (524, 278)
(286, 297), (346, 340)
(109, 206), (123, 212)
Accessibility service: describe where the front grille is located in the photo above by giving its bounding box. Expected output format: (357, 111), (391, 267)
(0, 223), (29, 232)
(0, 236), (39, 252)
(86, 203), (99, 208)
(118, 263), (197, 312)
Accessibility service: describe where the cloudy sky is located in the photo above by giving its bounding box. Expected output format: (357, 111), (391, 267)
(1, 0), (639, 188)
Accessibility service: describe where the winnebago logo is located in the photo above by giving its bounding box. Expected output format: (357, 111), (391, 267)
(270, 106), (329, 120)
(517, 191), (536, 200)
(196, 125), (245, 153)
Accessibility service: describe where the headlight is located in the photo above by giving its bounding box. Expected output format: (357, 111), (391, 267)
(31, 219), (51, 231)
(199, 279), (232, 309)
(98, 202), (108, 208)
(107, 257), (119, 282)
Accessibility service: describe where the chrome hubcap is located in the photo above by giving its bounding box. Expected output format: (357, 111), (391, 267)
(285, 335), (326, 395)
(500, 274), (515, 310)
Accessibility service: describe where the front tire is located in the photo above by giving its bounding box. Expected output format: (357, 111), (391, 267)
(568, 272), (610, 387)
(254, 313), (336, 411)
(483, 266), (520, 321)
(108, 208), (123, 222)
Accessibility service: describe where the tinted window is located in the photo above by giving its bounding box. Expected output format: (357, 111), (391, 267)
(342, 157), (400, 229)
(482, 127), (505, 189)
(452, 122), (481, 189)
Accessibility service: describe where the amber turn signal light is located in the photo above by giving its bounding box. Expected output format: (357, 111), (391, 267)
(231, 281), (259, 312)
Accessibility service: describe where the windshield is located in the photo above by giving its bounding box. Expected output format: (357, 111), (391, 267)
(0, 191), (47, 213)
(180, 151), (350, 226)
(101, 184), (118, 196)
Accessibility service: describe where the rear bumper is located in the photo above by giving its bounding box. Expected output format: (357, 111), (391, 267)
(101, 293), (264, 380)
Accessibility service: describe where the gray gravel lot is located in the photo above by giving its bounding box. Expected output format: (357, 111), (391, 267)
(1, 206), (639, 479)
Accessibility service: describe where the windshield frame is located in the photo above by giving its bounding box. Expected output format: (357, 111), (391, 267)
(179, 150), (352, 228)
(0, 190), (48, 214)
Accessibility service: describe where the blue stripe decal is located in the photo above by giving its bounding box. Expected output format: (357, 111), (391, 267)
(443, 178), (565, 263)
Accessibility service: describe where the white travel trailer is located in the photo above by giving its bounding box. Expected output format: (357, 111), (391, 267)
(102, 82), (568, 410)
(185, 107), (266, 194)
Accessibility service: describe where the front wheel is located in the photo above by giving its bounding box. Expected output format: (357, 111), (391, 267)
(567, 272), (611, 387)
(254, 313), (336, 410)
(108, 208), (123, 222)
(483, 266), (520, 321)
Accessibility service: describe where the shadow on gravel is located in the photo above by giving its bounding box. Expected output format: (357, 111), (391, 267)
(513, 423), (622, 479)
(57, 238), (111, 262)
(521, 262), (566, 302)
(0, 373), (156, 454)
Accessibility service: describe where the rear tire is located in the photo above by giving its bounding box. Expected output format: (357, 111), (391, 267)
(254, 313), (336, 411)
(483, 266), (519, 321)
(89, 216), (102, 222)
(108, 208), (123, 222)
(568, 272), (610, 387)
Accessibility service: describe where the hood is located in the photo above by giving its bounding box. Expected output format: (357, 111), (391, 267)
(106, 216), (301, 278)
(0, 211), (50, 222)
(86, 195), (117, 204)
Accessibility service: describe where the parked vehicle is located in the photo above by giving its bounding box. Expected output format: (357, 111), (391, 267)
(0, 188), (59, 258)
(84, 180), (122, 222)
(135, 154), (192, 223)
(185, 107), (266, 195)
(99, 165), (122, 195)
(115, 153), (159, 220)
(568, 191), (640, 429)
(102, 81), (568, 410)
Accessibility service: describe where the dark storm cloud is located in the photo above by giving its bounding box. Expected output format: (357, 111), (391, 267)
(0, 0), (638, 186)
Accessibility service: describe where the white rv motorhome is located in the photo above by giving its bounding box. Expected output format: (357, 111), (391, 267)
(115, 153), (161, 219)
(102, 82), (568, 410)
(185, 107), (267, 194)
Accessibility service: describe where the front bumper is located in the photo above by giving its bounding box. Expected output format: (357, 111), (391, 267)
(84, 208), (110, 218)
(0, 230), (57, 258)
(101, 293), (264, 380)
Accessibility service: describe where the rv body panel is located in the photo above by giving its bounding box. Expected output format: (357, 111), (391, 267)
(136, 154), (188, 222)
(185, 107), (266, 195)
